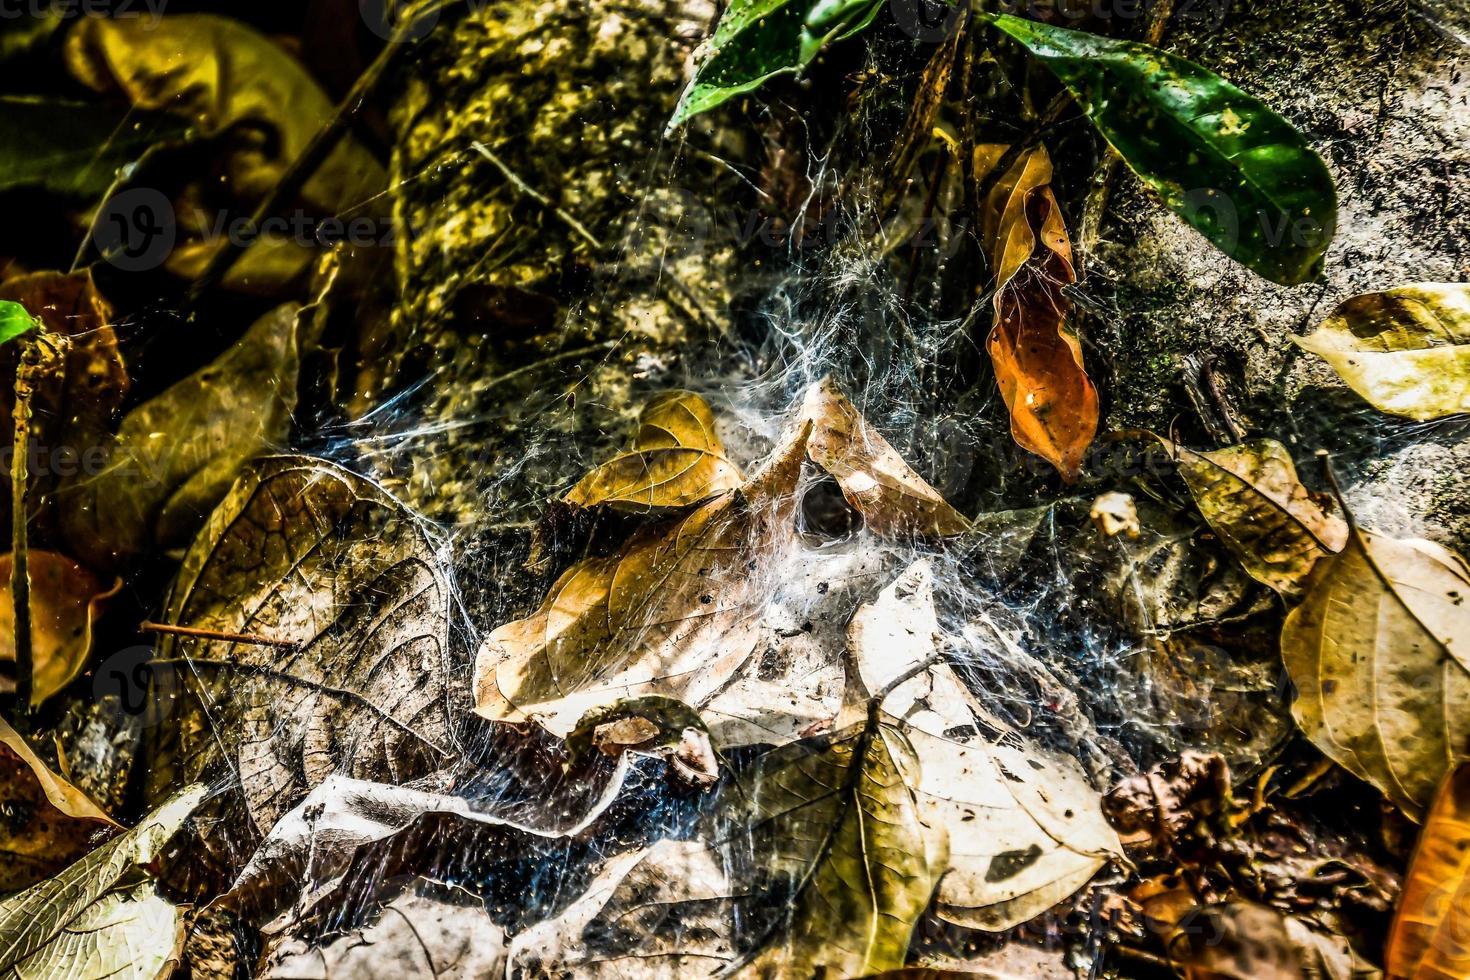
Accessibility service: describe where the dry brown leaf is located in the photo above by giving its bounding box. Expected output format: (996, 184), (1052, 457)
(800, 377), (970, 536)
(0, 714), (117, 891)
(3, 883), (184, 980)
(0, 551), (119, 706)
(65, 15), (384, 293)
(1386, 761), (1470, 979)
(976, 144), (1097, 480)
(474, 423), (811, 738)
(566, 390), (743, 512)
(1162, 902), (1375, 980)
(1282, 527), (1470, 818)
(1090, 491), (1141, 539)
(148, 457), (458, 852)
(1160, 436), (1348, 597)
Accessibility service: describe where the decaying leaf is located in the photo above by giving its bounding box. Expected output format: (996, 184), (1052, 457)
(1161, 901), (1376, 980)
(567, 695), (719, 786)
(976, 144), (1097, 480)
(849, 561), (1119, 930)
(0, 715), (117, 891)
(1281, 526), (1470, 818)
(800, 378), (970, 536)
(1386, 761), (1470, 979)
(65, 14), (384, 292)
(147, 456), (458, 844)
(0, 783), (204, 973)
(0, 551), (118, 705)
(1091, 491), (1141, 539)
(59, 303), (301, 571)
(262, 885), (506, 979)
(474, 422), (811, 738)
(3, 883), (184, 980)
(1293, 284), (1470, 421)
(1161, 436), (1348, 596)
(566, 390), (744, 512)
(0, 95), (187, 200)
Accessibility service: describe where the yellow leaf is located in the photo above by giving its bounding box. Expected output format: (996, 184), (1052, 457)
(800, 378), (970, 536)
(566, 390), (744, 512)
(1292, 283), (1470, 421)
(0, 552), (119, 706)
(0, 715), (118, 892)
(976, 144), (1098, 480)
(1387, 761), (1470, 979)
(1281, 527), (1470, 818)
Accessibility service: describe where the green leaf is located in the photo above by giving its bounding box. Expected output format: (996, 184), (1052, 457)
(0, 301), (36, 347)
(669, 0), (884, 128)
(985, 13), (1336, 285)
(0, 96), (187, 199)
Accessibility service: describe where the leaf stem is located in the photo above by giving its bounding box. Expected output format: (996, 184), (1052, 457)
(9, 339), (33, 728)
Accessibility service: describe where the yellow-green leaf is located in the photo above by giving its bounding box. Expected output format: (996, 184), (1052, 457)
(1164, 437), (1347, 597)
(1281, 527), (1470, 818)
(1293, 283), (1470, 421)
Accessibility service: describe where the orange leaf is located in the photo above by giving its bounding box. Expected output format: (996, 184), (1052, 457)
(977, 144), (1098, 480)
(0, 551), (119, 706)
(1387, 761), (1470, 979)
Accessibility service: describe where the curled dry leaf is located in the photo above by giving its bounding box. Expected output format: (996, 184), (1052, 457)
(1282, 526), (1470, 818)
(0, 714), (117, 892)
(0, 551), (119, 705)
(262, 885), (506, 979)
(146, 456), (458, 845)
(566, 390), (744, 512)
(65, 15), (384, 292)
(59, 303), (302, 571)
(474, 422), (810, 738)
(976, 144), (1097, 481)
(1159, 436), (1348, 597)
(1293, 283), (1470, 421)
(3, 883), (184, 980)
(849, 561), (1119, 931)
(567, 695), (719, 786)
(1386, 761), (1470, 979)
(0, 782), (205, 974)
(800, 378), (970, 536)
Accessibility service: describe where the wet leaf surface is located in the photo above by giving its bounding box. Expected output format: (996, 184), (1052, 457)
(1293, 283), (1470, 421)
(985, 14), (1337, 285)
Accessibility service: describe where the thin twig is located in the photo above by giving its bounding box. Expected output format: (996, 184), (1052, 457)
(470, 141), (603, 250)
(140, 620), (299, 649)
(154, 656), (453, 758)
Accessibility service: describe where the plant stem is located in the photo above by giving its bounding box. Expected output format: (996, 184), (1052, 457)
(9, 341), (32, 729)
